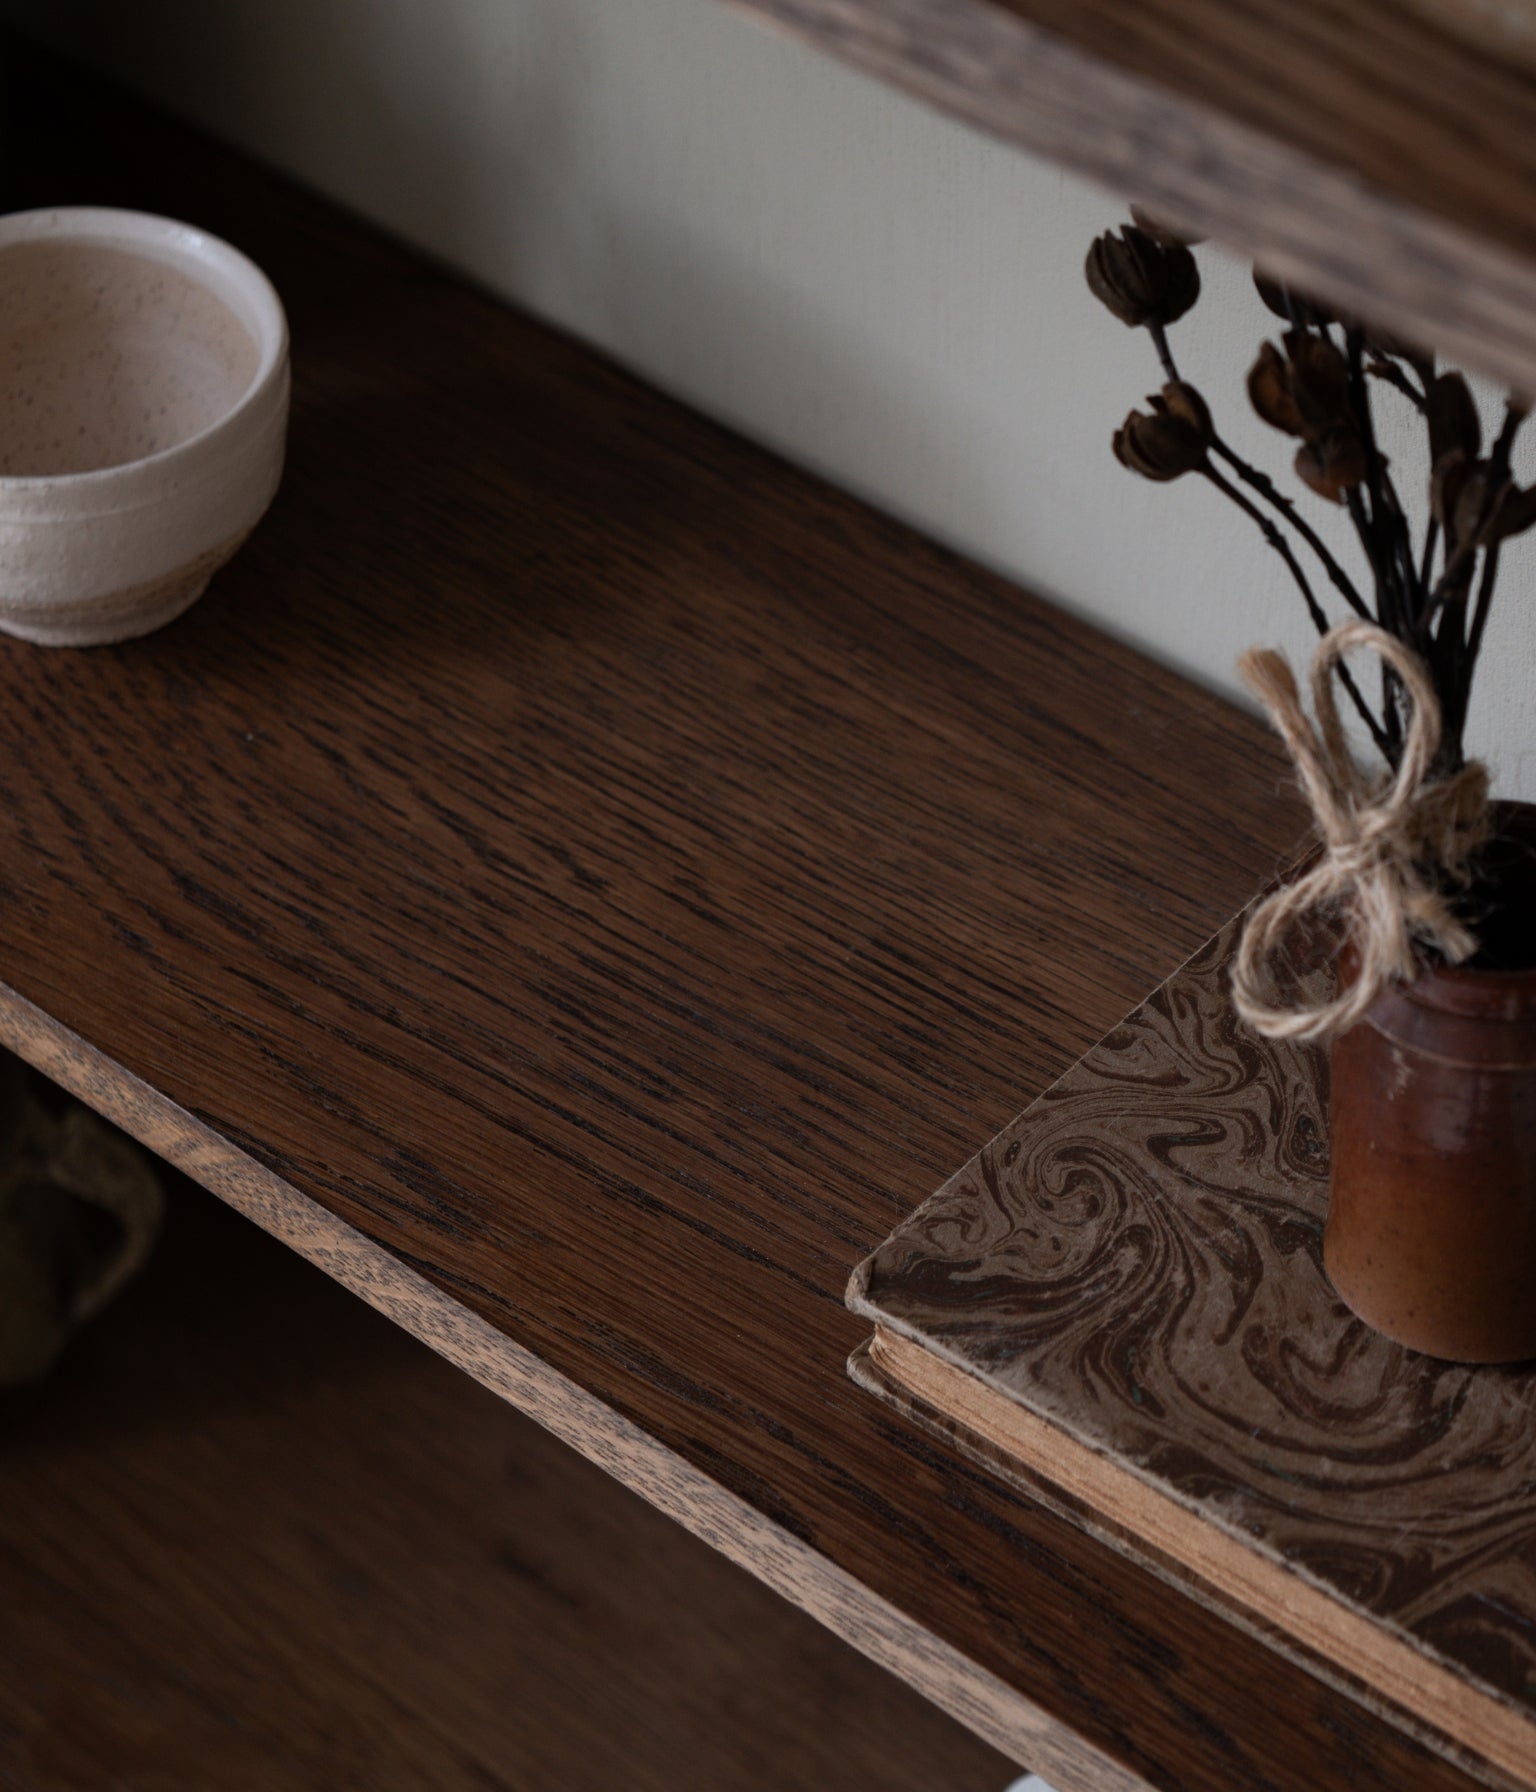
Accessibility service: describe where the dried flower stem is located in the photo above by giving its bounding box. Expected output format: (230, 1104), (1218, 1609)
(1202, 461), (1392, 758)
(1430, 542), (1499, 773)
(1347, 489), (1386, 616)
(1347, 483), (1404, 759)
(1492, 399), (1526, 478)
(1152, 319), (1372, 622)
(1344, 330), (1424, 765)
(1091, 218), (1532, 801)
(1211, 440), (1372, 621)
(1346, 329), (1415, 621)
(1147, 320), (1179, 386)
(1418, 518), (1439, 604)
(1428, 402), (1528, 764)
(1423, 537), (1480, 620)
(1367, 360), (1427, 412)
(1465, 543), (1502, 693)
(1442, 401), (1535, 753)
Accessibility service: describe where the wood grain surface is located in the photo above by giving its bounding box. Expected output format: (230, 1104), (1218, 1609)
(1, 1170), (1014, 1791)
(728, 0), (1536, 396)
(1399, 0), (1536, 73)
(0, 43), (1493, 1792)
(850, 911), (1536, 1792)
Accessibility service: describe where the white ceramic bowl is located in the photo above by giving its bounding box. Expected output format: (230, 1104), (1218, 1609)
(0, 207), (289, 646)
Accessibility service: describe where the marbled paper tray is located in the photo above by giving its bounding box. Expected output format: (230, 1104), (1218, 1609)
(847, 911), (1536, 1791)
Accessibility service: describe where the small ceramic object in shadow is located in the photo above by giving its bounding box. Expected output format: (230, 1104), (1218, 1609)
(0, 1056), (165, 1385)
(0, 206), (289, 646)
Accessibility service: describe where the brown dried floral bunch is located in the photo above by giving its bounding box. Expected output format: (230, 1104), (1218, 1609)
(1086, 213), (1535, 775)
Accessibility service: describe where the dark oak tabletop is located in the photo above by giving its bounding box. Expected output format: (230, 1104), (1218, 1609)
(0, 45), (1487, 1792)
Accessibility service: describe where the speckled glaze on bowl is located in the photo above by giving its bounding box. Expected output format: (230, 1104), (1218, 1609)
(0, 207), (289, 646)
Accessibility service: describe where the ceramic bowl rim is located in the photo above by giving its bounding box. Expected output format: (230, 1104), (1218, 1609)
(0, 205), (289, 494)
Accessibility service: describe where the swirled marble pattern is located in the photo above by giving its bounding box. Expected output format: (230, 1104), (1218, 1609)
(849, 913), (1536, 1741)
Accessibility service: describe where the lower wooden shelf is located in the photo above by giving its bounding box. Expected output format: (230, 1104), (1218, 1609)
(0, 1174), (1011, 1791)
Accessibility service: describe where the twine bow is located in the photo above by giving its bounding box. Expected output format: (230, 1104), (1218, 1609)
(1232, 619), (1491, 1043)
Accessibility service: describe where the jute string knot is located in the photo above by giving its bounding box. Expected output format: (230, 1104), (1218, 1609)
(1232, 619), (1491, 1044)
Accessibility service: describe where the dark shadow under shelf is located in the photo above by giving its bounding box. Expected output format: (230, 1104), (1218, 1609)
(0, 1175), (1012, 1791)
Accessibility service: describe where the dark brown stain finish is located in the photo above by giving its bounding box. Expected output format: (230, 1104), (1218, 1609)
(1, 1177), (1017, 1792)
(0, 42), (1497, 1792)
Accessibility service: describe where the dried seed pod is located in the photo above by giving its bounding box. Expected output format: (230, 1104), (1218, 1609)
(1248, 334), (1352, 441)
(1294, 427), (1369, 503)
(1157, 244), (1201, 327)
(1086, 228), (1160, 326)
(1253, 270), (1336, 329)
(1363, 323), (1433, 383)
(1487, 481), (1536, 544)
(1451, 462), (1512, 547)
(1129, 204), (1206, 247)
(1431, 447), (1470, 532)
(1284, 331), (1353, 437)
(1159, 379), (1215, 445)
(1248, 341), (1306, 437)
(1427, 372), (1482, 466)
(1086, 226), (1201, 329)
(1453, 464), (1496, 544)
(1113, 394), (1210, 481)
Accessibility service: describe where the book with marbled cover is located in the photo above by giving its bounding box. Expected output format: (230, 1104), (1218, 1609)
(847, 910), (1536, 1790)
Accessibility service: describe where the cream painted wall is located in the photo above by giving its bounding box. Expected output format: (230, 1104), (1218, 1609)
(11, 0), (1536, 795)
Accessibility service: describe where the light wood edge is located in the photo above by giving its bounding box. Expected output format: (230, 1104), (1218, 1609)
(865, 1325), (1533, 1792)
(0, 983), (1152, 1792)
(849, 1337), (1516, 1792)
(728, 0), (1536, 396)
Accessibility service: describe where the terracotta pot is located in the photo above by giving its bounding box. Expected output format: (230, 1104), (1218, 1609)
(1326, 804), (1536, 1361)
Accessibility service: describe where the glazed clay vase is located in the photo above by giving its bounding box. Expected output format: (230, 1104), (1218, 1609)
(1326, 804), (1536, 1362)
